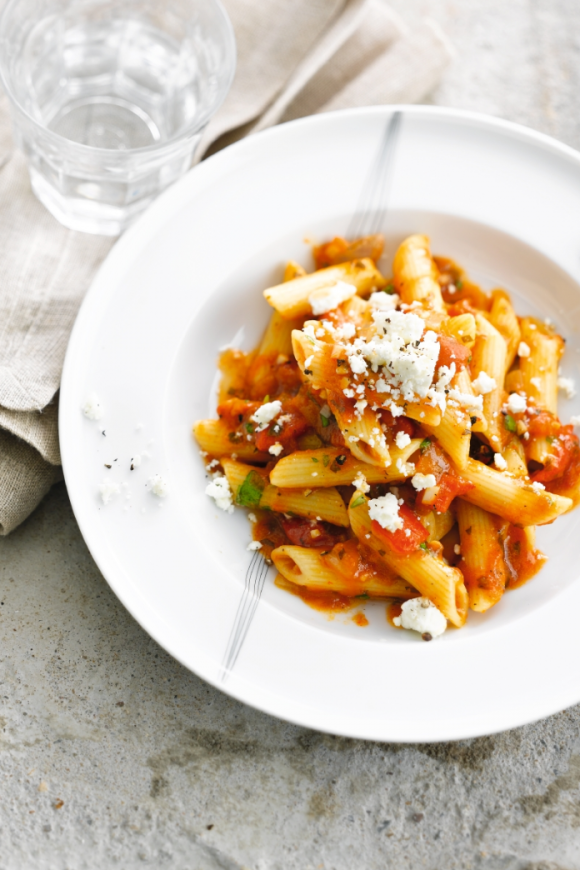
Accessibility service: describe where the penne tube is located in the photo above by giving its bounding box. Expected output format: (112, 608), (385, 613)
(283, 260), (307, 281)
(264, 259), (387, 319)
(421, 509), (455, 542)
(423, 400), (471, 469)
(519, 319), (563, 413)
(348, 494), (468, 626)
(270, 442), (422, 488)
(221, 459), (349, 526)
(442, 313), (476, 347)
(329, 401), (391, 468)
(489, 290), (521, 372)
(392, 234), (445, 311)
(471, 313), (507, 448)
(456, 499), (507, 612)
(193, 419), (271, 462)
(272, 547), (417, 600)
(259, 310), (305, 357)
(404, 402), (442, 427)
(454, 368), (487, 433)
(455, 457), (572, 525)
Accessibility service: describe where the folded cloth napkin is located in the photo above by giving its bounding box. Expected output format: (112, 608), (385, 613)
(0, 0), (452, 535)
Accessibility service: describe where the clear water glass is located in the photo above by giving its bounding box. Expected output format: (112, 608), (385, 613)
(0, 0), (236, 235)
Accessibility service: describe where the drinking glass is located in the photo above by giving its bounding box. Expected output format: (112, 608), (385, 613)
(0, 0), (236, 235)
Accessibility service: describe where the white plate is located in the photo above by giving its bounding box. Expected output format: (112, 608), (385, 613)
(60, 106), (580, 742)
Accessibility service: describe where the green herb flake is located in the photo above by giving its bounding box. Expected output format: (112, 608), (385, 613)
(546, 435), (555, 444)
(228, 431), (242, 444)
(355, 592), (370, 600)
(419, 542), (428, 551)
(351, 494), (366, 509)
(384, 283), (395, 295)
(323, 454), (330, 467)
(419, 438), (431, 453)
(245, 422), (255, 434)
(320, 412), (330, 428)
(236, 470), (266, 509)
(311, 457), (319, 463)
(504, 414), (517, 433)
(456, 279), (464, 290)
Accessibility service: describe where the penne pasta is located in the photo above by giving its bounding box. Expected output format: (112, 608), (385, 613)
(259, 310), (305, 357)
(456, 499), (507, 612)
(270, 442), (422, 488)
(392, 234), (445, 311)
(348, 493), (468, 626)
(519, 318), (563, 413)
(471, 313), (507, 449)
(264, 259), (387, 319)
(489, 290), (521, 372)
(194, 419), (271, 462)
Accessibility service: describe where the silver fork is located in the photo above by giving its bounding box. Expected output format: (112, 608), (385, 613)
(347, 110), (403, 240)
(220, 549), (270, 682)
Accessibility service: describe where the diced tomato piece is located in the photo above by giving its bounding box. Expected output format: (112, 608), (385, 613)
(371, 504), (428, 556)
(254, 410), (309, 452)
(431, 473), (475, 513)
(526, 410), (561, 439)
(531, 427), (580, 484)
(280, 517), (343, 549)
(394, 418), (415, 439)
(216, 398), (260, 428)
(436, 334), (471, 372)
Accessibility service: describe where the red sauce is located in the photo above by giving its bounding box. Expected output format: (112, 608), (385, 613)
(274, 575), (353, 613)
(386, 601), (403, 628)
(352, 612), (369, 627)
(502, 525), (547, 590)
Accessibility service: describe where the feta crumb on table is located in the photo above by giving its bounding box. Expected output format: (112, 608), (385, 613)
(149, 474), (170, 498)
(393, 598), (447, 639)
(98, 478), (120, 505)
(557, 376), (576, 399)
(205, 475), (233, 512)
(82, 392), (104, 421)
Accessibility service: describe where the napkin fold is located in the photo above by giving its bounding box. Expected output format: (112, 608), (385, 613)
(0, 0), (453, 534)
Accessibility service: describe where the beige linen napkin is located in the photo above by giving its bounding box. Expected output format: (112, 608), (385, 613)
(0, 0), (452, 534)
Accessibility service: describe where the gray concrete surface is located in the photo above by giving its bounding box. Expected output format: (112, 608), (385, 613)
(3, 1), (580, 867)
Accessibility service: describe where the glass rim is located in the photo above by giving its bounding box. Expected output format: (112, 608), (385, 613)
(0, 0), (237, 157)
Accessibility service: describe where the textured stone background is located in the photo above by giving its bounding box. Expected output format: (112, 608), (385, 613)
(3, 1), (580, 868)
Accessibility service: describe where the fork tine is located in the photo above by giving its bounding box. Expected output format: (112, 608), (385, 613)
(347, 110), (402, 241)
(220, 551), (269, 681)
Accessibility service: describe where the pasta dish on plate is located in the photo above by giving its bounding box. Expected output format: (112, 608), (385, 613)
(194, 233), (580, 640)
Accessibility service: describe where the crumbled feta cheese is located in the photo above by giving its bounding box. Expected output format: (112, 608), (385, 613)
(205, 475), (233, 513)
(411, 472), (437, 491)
(348, 352), (368, 375)
(396, 458), (415, 476)
(447, 389), (483, 411)
(149, 474), (169, 498)
(251, 400), (282, 431)
(530, 481), (545, 493)
(269, 443), (284, 456)
(304, 354), (314, 369)
(247, 541), (262, 551)
(320, 404), (332, 419)
(368, 493), (403, 532)
(395, 430), (411, 449)
(530, 376), (542, 390)
(82, 392), (104, 421)
(454, 544), (461, 555)
(343, 388), (355, 398)
(494, 453), (507, 471)
(335, 322), (356, 339)
(98, 478), (120, 505)
(507, 393), (527, 414)
(354, 399), (367, 415)
(309, 280), (356, 315)
(472, 371), (497, 396)
(518, 341), (531, 358)
(558, 377), (576, 399)
(352, 471), (370, 493)
(392, 598), (447, 638)
(369, 291), (400, 310)
(248, 513), (257, 523)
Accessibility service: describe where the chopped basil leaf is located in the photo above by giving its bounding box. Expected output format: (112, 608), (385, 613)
(320, 413), (330, 428)
(245, 422), (254, 434)
(312, 457), (319, 463)
(351, 494), (366, 509)
(504, 414), (517, 433)
(546, 435), (554, 444)
(419, 438), (431, 453)
(419, 542), (428, 550)
(384, 283), (395, 295)
(236, 470), (265, 509)
(228, 431), (242, 443)
(355, 592), (370, 599)
(323, 454), (330, 467)
(456, 279), (463, 289)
